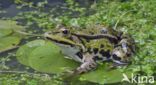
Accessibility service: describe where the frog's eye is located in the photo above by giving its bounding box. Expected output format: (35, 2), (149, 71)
(100, 28), (108, 34)
(60, 28), (69, 34)
(62, 29), (69, 34)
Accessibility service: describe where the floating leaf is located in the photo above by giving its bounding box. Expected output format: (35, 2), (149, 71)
(0, 29), (13, 38)
(29, 41), (79, 73)
(16, 40), (46, 65)
(0, 36), (20, 52)
(0, 20), (24, 53)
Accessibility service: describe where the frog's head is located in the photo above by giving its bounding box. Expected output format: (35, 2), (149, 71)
(44, 25), (73, 45)
(44, 27), (85, 63)
(44, 26), (85, 50)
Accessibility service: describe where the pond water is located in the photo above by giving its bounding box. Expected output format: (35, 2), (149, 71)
(0, 0), (63, 17)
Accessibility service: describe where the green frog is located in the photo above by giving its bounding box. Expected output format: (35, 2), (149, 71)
(44, 24), (135, 74)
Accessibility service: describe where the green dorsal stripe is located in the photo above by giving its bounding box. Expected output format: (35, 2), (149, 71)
(72, 33), (118, 41)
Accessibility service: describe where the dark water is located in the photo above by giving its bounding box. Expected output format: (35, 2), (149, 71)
(0, 0), (68, 17)
(0, 0), (95, 18)
(0, 0), (19, 17)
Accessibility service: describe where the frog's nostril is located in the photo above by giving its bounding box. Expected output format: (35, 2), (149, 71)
(112, 54), (121, 61)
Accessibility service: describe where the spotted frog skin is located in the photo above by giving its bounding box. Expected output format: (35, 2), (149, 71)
(44, 24), (135, 74)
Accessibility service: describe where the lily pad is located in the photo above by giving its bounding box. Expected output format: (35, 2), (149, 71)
(16, 40), (46, 65)
(0, 29), (13, 38)
(0, 20), (24, 53)
(29, 41), (79, 73)
(0, 36), (20, 52)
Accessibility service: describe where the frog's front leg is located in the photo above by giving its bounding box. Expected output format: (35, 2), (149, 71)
(75, 53), (97, 74)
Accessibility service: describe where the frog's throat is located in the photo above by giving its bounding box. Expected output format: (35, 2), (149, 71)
(72, 33), (118, 42)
